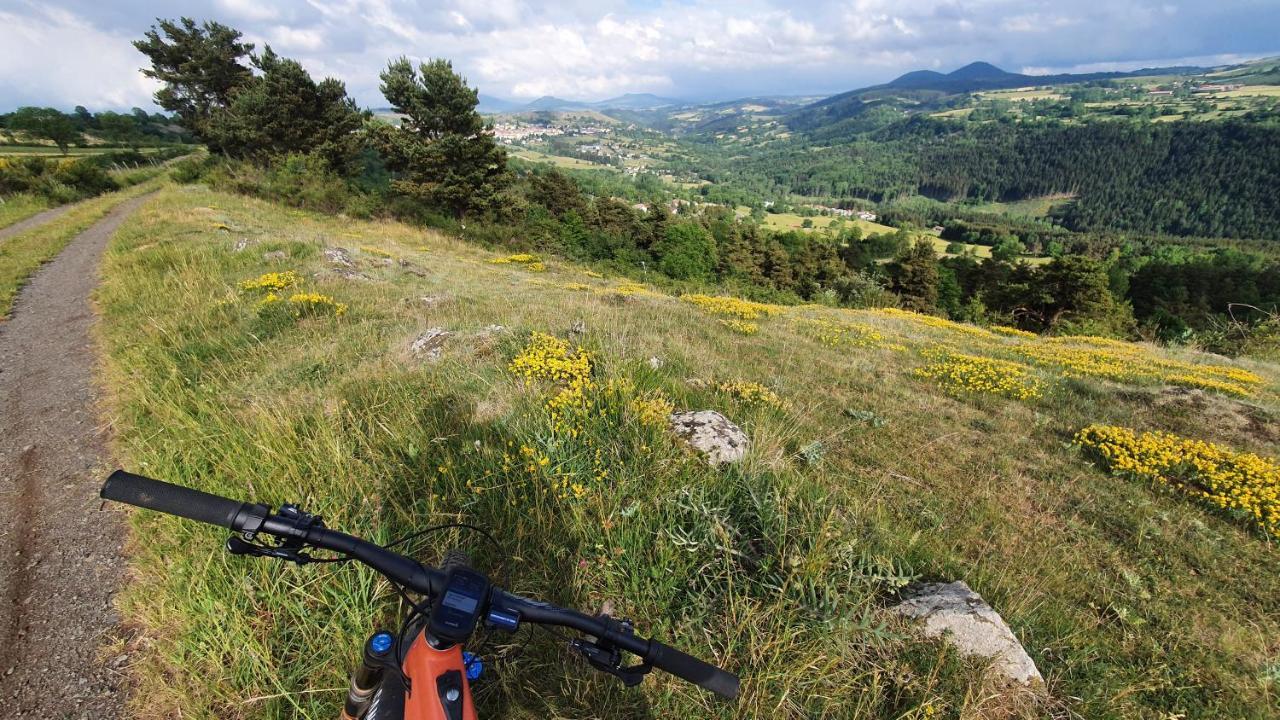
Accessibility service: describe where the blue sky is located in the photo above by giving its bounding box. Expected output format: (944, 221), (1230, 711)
(0, 0), (1277, 111)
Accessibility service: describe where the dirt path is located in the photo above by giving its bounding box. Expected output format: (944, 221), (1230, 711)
(0, 193), (153, 718)
(0, 201), (83, 245)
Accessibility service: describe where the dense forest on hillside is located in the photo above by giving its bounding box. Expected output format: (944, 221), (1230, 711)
(686, 118), (1280, 241)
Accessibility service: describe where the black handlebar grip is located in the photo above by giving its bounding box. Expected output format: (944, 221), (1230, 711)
(101, 470), (249, 529)
(646, 640), (740, 700)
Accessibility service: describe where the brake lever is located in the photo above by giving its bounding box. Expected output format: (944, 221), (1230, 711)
(226, 504), (327, 565)
(226, 535), (320, 564)
(568, 616), (653, 688)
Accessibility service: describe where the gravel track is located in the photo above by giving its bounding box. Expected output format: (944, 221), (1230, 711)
(0, 193), (154, 718)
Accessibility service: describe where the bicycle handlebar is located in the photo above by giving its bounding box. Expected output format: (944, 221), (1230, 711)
(100, 471), (739, 700)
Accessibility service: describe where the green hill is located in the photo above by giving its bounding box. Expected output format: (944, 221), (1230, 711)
(100, 182), (1280, 718)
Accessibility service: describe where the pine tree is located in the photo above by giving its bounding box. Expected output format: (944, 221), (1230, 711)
(134, 18), (254, 148)
(890, 239), (941, 312)
(376, 58), (508, 220)
(208, 47), (366, 168)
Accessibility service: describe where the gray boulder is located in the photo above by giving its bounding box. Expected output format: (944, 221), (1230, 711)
(891, 581), (1042, 685)
(324, 247), (354, 267)
(410, 328), (452, 361)
(262, 250), (287, 262)
(669, 411), (749, 465)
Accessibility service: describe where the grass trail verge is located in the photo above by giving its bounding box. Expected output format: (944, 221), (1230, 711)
(99, 185), (1280, 719)
(0, 193), (50, 230)
(0, 179), (162, 318)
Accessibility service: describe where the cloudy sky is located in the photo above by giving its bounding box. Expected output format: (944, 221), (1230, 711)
(1, 0), (1276, 111)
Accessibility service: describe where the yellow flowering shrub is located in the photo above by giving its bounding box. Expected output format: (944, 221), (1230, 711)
(239, 271), (300, 293)
(287, 292), (347, 317)
(717, 380), (782, 408)
(629, 390), (675, 428)
(876, 307), (997, 340)
(990, 325), (1037, 339)
(800, 318), (907, 351)
(914, 348), (1043, 400)
(360, 245), (392, 258)
(682, 294), (783, 320)
(489, 253), (540, 265)
(1076, 424), (1280, 539)
(719, 319), (759, 335)
(1014, 338), (1262, 397)
(509, 332), (596, 433)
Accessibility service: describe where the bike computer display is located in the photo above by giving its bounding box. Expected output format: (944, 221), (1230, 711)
(428, 567), (490, 645)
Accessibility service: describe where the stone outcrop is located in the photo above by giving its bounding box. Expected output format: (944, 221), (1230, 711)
(891, 581), (1042, 685)
(669, 410), (749, 465)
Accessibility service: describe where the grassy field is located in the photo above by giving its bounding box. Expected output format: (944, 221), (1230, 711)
(98, 184), (1280, 719)
(0, 178), (162, 318)
(761, 211), (897, 236)
(510, 149), (611, 170)
(0, 193), (49, 230)
(0, 144), (178, 157)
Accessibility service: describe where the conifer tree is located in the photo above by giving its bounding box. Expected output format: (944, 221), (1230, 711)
(376, 58), (508, 220)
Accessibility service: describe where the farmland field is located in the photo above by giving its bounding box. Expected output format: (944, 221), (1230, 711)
(511, 148), (610, 170)
(761, 211), (896, 235)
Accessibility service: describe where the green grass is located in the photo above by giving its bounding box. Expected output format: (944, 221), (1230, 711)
(510, 149), (609, 170)
(0, 193), (50, 230)
(0, 179), (161, 318)
(761, 212), (896, 236)
(98, 185), (1280, 719)
(0, 144), (176, 157)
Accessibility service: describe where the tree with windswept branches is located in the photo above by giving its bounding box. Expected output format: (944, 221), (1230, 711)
(8, 107), (82, 154)
(207, 47), (368, 169)
(133, 17), (253, 149)
(373, 58), (508, 221)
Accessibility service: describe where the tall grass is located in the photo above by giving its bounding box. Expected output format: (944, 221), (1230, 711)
(98, 185), (1280, 719)
(0, 193), (50, 230)
(0, 178), (163, 317)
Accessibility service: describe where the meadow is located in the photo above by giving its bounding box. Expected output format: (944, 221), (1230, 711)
(98, 182), (1279, 719)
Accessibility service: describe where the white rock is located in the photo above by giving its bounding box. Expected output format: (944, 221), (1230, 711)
(324, 247), (354, 267)
(262, 250), (287, 262)
(891, 581), (1042, 685)
(668, 410), (749, 465)
(647, 356), (664, 370)
(410, 328), (452, 361)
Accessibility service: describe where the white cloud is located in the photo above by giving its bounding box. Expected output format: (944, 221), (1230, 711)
(0, 5), (158, 109)
(269, 26), (325, 51)
(1, 0), (1278, 110)
(215, 0), (281, 23)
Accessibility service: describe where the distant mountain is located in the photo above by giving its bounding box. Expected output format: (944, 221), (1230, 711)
(594, 93), (681, 109)
(523, 96), (592, 111)
(477, 94), (521, 113)
(789, 60), (1207, 131)
(945, 61), (1016, 82)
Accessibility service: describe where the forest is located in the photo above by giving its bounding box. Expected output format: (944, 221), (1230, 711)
(674, 116), (1280, 241)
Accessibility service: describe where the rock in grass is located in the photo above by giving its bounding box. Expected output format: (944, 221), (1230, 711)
(648, 356), (664, 370)
(324, 247), (354, 267)
(669, 410), (749, 465)
(891, 581), (1042, 685)
(410, 328), (452, 361)
(262, 250), (287, 262)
